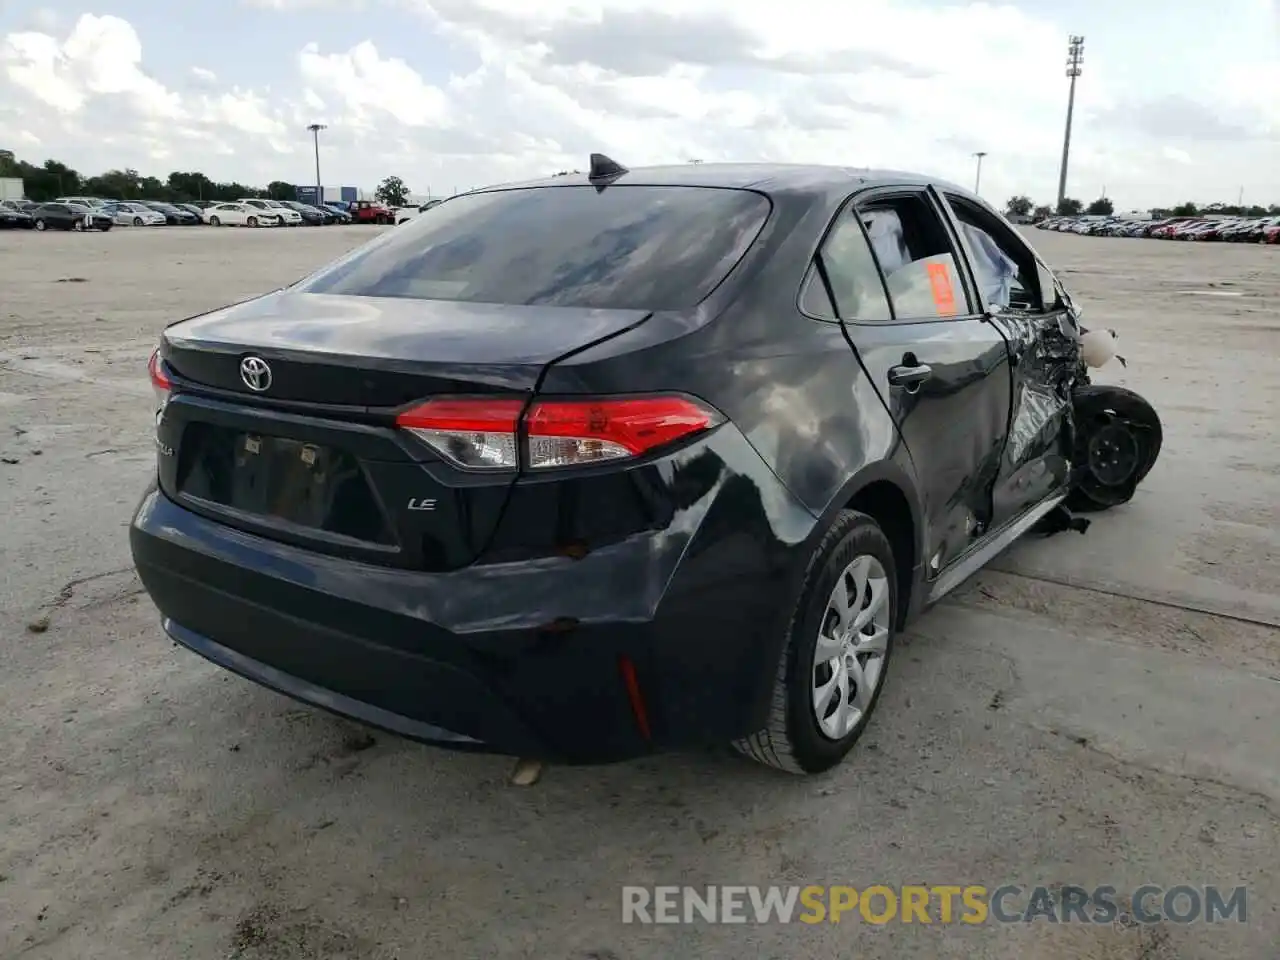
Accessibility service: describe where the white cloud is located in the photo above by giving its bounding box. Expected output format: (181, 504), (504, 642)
(2, 14), (180, 117)
(0, 2), (1276, 208)
(298, 40), (450, 127)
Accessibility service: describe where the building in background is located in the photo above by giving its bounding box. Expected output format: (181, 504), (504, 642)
(294, 185), (361, 207)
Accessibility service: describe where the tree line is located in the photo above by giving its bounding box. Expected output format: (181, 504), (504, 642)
(1005, 195), (1280, 220)
(0, 152), (416, 208)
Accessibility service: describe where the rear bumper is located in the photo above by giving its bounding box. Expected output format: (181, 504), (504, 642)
(130, 428), (818, 763)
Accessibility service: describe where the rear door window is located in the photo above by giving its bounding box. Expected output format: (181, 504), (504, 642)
(800, 212), (892, 322)
(296, 185), (771, 311)
(853, 192), (973, 320)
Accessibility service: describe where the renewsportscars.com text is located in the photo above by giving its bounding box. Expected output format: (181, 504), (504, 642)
(621, 884), (1247, 925)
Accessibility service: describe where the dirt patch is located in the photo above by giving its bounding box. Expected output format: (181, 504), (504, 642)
(229, 902), (380, 959)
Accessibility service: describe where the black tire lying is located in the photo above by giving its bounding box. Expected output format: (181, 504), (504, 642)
(1067, 384), (1163, 512)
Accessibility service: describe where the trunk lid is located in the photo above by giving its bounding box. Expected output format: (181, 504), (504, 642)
(156, 291), (648, 570)
(161, 291), (648, 407)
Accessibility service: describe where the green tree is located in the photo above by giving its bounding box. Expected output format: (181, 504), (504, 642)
(1033, 204), (1053, 220)
(1085, 197), (1114, 216)
(266, 180), (296, 201)
(1056, 197), (1083, 215)
(1005, 195), (1034, 217)
(1171, 202), (1199, 217)
(374, 175), (409, 207)
(167, 171), (215, 201)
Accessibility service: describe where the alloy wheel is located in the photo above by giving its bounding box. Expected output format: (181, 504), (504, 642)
(812, 554), (891, 740)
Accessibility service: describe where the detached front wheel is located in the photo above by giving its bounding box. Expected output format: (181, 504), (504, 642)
(1068, 385), (1163, 512)
(735, 510), (897, 775)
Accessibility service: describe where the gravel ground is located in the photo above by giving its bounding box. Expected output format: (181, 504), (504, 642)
(1, 223), (1277, 959)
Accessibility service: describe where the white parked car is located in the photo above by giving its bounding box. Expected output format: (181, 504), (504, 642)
(238, 198), (303, 226)
(102, 202), (166, 226)
(54, 196), (110, 208)
(394, 199), (445, 225)
(203, 202), (276, 227)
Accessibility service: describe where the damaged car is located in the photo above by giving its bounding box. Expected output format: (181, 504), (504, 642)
(130, 157), (1161, 774)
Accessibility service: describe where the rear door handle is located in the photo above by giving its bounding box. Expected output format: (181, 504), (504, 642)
(888, 363), (933, 391)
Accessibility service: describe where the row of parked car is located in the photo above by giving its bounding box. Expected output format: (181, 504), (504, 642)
(1036, 214), (1280, 243)
(0, 195), (405, 231)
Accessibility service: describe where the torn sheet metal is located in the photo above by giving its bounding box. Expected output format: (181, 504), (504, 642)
(994, 308), (1082, 470)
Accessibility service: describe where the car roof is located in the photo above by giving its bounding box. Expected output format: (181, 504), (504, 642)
(475, 161), (974, 200)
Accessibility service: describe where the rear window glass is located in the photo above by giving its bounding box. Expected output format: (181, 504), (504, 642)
(295, 185), (771, 310)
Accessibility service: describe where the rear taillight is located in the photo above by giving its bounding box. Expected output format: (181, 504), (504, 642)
(147, 347), (171, 411)
(396, 397), (523, 470)
(394, 395), (722, 471)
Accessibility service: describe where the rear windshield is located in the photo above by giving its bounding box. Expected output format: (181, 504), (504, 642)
(295, 185), (771, 310)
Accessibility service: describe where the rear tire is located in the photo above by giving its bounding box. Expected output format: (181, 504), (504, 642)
(734, 510), (897, 775)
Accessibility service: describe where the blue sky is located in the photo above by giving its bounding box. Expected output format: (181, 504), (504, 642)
(1, 0), (1277, 208)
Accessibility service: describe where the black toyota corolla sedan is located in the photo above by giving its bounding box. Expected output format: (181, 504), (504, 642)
(131, 157), (1157, 773)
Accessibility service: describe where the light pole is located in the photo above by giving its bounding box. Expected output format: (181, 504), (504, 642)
(1057, 36), (1084, 211)
(973, 151), (987, 194)
(307, 123), (327, 200)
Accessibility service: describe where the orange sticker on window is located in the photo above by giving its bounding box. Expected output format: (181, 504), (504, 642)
(926, 261), (958, 316)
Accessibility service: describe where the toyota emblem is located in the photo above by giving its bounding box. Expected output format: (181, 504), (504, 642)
(239, 356), (272, 392)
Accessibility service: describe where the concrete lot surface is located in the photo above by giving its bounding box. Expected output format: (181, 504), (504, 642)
(1, 225), (1277, 959)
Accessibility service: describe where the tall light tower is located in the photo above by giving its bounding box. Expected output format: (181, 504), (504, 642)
(307, 123), (327, 200)
(1056, 36), (1084, 211)
(972, 151), (987, 194)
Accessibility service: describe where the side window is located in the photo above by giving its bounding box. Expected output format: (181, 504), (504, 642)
(801, 211), (892, 322)
(943, 195), (1041, 311)
(855, 194), (972, 320)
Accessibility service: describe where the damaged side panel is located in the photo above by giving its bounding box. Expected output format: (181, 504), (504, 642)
(987, 306), (1082, 528)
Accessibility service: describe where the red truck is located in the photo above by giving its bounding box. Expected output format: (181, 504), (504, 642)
(347, 200), (394, 225)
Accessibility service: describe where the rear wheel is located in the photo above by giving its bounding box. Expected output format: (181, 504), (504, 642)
(72, 220), (84, 232)
(735, 510), (897, 775)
